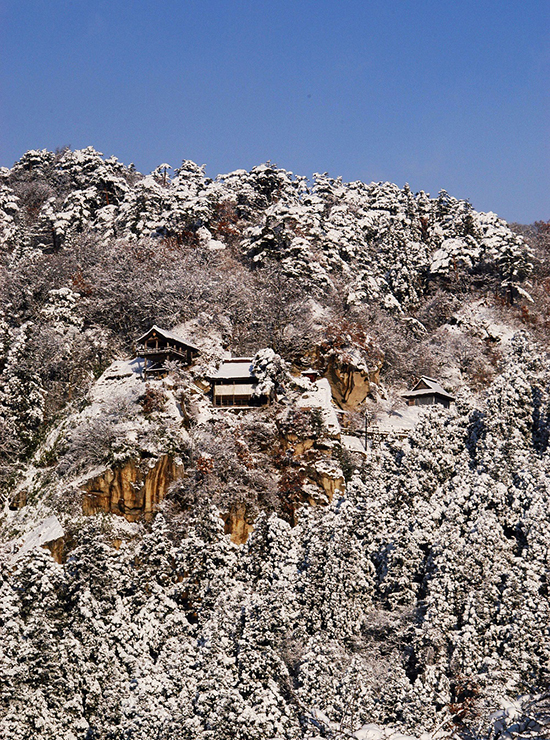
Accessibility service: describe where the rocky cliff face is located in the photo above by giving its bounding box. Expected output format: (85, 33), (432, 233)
(307, 463), (345, 503)
(82, 455), (185, 521)
(325, 355), (382, 409)
(43, 536), (65, 564)
(221, 505), (255, 545)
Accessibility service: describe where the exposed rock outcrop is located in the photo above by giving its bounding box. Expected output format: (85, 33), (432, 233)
(8, 489), (27, 510)
(313, 322), (384, 409)
(221, 505), (254, 545)
(7, 516), (65, 564)
(82, 454), (185, 521)
(325, 355), (382, 409)
(281, 434), (316, 457)
(43, 536), (65, 564)
(308, 465), (345, 502)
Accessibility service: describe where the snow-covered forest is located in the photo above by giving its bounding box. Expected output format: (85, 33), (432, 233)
(1, 146), (550, 740)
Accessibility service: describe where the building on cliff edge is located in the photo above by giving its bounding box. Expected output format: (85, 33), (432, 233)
(209, 358), (271, 407)
(135, 325), (199, 378)
(402, 376), (455, 409)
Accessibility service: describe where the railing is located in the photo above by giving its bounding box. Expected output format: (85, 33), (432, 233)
(136, 346), (189, 361)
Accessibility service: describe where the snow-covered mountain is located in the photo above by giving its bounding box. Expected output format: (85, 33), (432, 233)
(0, 148), (549, 740)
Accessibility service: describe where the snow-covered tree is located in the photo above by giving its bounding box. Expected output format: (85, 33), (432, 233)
(0, 323), (45, 449)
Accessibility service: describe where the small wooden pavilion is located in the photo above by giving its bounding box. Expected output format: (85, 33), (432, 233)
(402, 376), (455, 409)
(135, 325), (199, 378)
(209, 358), (270, 407)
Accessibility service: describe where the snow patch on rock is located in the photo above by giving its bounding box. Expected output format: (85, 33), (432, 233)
(8, 515), (64, 561)
(297, 378), (341, 436)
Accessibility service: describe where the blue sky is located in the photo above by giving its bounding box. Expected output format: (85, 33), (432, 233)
(1, 0), (548, 223)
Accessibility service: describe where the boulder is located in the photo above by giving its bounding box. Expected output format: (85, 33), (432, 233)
(326, 356), (375, 408)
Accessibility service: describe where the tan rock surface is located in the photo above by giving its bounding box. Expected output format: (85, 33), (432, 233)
(315, 471), (345, 502)
(325, 357), (374, 409)
(43, 537), (65, 564)
(82, 455), (185, 521)
(221, 505), (254, 544)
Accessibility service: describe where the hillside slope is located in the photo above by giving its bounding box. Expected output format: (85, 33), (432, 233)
(1, 149), (550, 740)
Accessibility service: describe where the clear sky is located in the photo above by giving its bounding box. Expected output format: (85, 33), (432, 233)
(1, 0), (548, 223)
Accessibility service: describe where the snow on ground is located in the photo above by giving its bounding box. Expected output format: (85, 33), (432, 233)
(369, 403), (424, 434)
(6, 515), (64, 561)
(190, 384), (214, 425)
(297, 377), (341, 436)
(309, 711), (424, 740)
(170, 315), (228, 375)
(341, 434), (366, 454)
(95, 359), (188, 425)
(354, 725), (423, 740)
(102, 359), (142, 380)
(89, 364), (191, 457)
(1, 462), (61, 539)
(447, 298), (518, 344)
(90, 360), (144, 409)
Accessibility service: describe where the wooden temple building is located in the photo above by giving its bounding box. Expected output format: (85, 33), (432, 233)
(209, 358), (270, 407)
(135, 326), (199, 378)
(402, 376), (455, 409)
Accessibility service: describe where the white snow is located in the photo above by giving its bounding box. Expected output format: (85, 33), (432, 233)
(297, 378), (341, 436)
(353, 723), (420, 740)
(313, 457), (343, 480)
(446, 298), (518, 344)
(341, 434), (366, 454)
(89, 361), (144, 408)
(8, 515), (64, 560)
(206, 238), (225, 250)
(211, 359), (255, 379)
(429, 237), (468, 274)
(103, 359), (140, 380)
(135, 325), (199, 350)
(308, 713), (420, 740)
(369, 404), (423, 434)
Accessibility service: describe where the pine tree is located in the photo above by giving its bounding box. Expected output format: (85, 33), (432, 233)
(0, 322), (45, 450)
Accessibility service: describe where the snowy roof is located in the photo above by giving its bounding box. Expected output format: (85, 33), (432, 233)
(136, 325), (199, 351)
(402, 376), (455, 401)
(210, 359), (256, 380)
